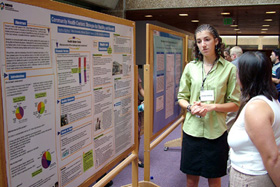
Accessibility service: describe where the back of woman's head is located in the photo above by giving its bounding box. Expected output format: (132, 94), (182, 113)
(238, 51), (278, 101)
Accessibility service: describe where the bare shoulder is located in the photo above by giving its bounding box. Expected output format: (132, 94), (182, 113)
(246, 99), (271, 112)
(245, 99), (274, 125)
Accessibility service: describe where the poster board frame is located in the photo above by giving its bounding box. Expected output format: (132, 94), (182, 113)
(145, 24), (187, 141)
(0, 0), (138, 186)
(143, 23), (187, 182)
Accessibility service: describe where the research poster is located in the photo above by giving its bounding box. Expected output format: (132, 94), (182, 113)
(153, 31), (183, 134)
(0, 1), (135, 187)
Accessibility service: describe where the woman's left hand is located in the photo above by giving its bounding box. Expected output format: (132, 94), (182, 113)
(191, 101), (208, 117)
(194, 101), (216, 112)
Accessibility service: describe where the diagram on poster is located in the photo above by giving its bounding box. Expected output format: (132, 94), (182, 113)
(2, 72), (57, 187)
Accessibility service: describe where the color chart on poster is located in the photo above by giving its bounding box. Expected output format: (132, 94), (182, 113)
(0, 1), (135, 187)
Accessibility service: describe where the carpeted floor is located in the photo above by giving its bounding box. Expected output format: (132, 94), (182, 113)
(110, 125), (229, 187)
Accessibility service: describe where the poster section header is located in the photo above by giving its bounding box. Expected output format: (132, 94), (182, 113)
(14, 19), (27, 26)
(9, 73), (26, 80)
(159, 32), (182, 40)
(51, 15), (115, 32)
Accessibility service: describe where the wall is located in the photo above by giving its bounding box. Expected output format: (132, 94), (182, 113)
(126, 0), (280, 9)
(221, 35), (279, 50)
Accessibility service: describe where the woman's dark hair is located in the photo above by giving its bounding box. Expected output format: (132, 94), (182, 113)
(236, 51), (278, 117)
(193, 24), (225, 61)
(224, 46), (230, 55)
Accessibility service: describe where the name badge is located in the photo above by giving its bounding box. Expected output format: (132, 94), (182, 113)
(200, 90), (214, 101)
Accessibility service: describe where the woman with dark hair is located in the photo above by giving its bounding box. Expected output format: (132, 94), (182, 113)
(228, 51), (280, 187)
(178, 24), (240, 186)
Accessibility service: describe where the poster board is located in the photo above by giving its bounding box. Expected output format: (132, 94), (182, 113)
(142, 24), (187, 182)
(0, 1), (136, 187)
(146, 24), (187, 140)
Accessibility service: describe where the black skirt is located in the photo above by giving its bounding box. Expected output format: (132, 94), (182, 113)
(180, 131), (229, 178)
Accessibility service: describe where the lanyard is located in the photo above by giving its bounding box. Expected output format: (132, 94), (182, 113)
(201, 61), (216, 90)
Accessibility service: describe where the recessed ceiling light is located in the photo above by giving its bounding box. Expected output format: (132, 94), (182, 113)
(221, 12), (230, 15)
(264, 19), (273, 21)
(145, 15), (153, 18)
(266, 11), (276, 14)
(234, 28), (240, 31)
(191, 20), (199, 23)
(261, 31), (267, 33)
(237, 31), (242, 34)
(262, 25), (270, 27)
(261, 28), (268, 31)
(179, 13), (188, 16)
(230, 25), (238, 27)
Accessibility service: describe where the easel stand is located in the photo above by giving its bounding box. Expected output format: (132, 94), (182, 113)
(95, 153), (138, 187)
(164, 137), (182, 151)
(142, 64), (185, 185)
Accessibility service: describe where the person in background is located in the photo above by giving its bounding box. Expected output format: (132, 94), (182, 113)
(228, 51), (280, 187)
(270, 48), (280, 102)
(138, 74), (144, 168)
(178, 24), (240, 187)
(224, 47), (232, 62)
(225, 46), (243, 131)
(230, 46), (243, 67)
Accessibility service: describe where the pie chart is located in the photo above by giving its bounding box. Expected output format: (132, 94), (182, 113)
(15, 106), (24, 120)
(41, 151), (51, 169)
(37, 102), (45, 114)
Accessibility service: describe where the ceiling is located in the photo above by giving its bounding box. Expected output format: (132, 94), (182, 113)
(126, 5), (280, 36)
